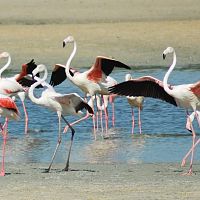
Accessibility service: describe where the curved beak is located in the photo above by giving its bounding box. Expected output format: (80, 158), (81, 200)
(63, 41), (66, 48)
(163, 53), (166, 60)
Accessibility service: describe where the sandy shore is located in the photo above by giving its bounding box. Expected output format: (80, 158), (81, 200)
(1, 162), (200, 200)
(0, 0), (200, 69)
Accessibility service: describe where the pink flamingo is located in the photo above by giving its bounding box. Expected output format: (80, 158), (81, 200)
(50, 35), (130, 132)
(0, 53), (41, 133)
(0, 94), (20, 176)
(109, 47), (200, 175)
(29, 64), (93, 172)
(125, 73), (144, 134)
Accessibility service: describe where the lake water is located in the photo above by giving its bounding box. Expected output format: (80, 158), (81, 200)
(1, 66), (200, 165)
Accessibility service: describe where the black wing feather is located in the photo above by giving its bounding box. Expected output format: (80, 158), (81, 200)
(18, 77), (43, 88)
(109, 80), (177, 106)
(101, 58), (131, 76)
(75, 101), (94, 114)
(49, 67), (67, 86)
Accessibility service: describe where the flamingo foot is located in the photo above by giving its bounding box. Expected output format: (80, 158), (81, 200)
(0, 170), (5, 176)
(181, 159), (186, 167)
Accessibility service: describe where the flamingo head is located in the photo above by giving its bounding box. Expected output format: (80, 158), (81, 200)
(32, 64), (46, 77)
(163, 47), (174, 59)
(125, 73), (132, 81)
(0, 52), (10, 59)
(63, 35), (75, 48)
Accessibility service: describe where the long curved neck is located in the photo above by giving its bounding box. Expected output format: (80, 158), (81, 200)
(29, 68), (48, 105)
(65, 41), (77, 78)
(163, 51), (176, 95)
(0, 55), (11, 77)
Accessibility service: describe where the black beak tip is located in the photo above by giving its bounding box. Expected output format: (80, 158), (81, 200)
(63, 41), (65, 48)
(163, 54), (166, 60)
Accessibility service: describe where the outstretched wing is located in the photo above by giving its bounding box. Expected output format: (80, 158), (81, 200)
(49, 64), (67, 86)
(18, 76), (43, 88)
(108, 76), (177, 106)
(87, 56), (130, 82)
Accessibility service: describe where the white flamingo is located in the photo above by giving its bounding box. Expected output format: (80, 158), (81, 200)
(50, 35), (130, 132)
(109, 47), (200, 175)
(125, 73), (144, 134)
(29, 64), (93, 172)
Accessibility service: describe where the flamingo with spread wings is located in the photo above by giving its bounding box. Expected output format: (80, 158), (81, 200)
(49, 35), (130, 132)
(109, 47), (200, 175)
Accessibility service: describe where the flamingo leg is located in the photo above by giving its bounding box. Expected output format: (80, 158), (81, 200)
(102, 95), (108, 133)
(112, 100), (115, 127)
(181, 111), (197, 175)
(138, 106), (142, 134)
(61, 115), (75, 171)
(182, 111), (200, 168)
(46, 112), (62, 172)
(63, 113), (91, 133)
(21, 100), (28, 134)
(0, 118), (8, 176)
(131, 107), (135, 135)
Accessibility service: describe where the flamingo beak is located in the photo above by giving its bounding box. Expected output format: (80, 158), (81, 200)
(63, 41), (66, 48)
(163, 54), (166, 60)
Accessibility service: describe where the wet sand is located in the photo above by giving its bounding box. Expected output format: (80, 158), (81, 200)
(1, 162), (200, 200)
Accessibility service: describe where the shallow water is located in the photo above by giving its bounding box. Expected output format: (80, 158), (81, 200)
(1, 67), (200, 165)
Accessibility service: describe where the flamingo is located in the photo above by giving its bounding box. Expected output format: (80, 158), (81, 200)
(0, 53), (40, 133)
(0, 94), (20, 176)
(125, 73), (144, 134)
(109, 47), (200, 175)
(50, 35), (130, 132)
(29, 64), (93, 172)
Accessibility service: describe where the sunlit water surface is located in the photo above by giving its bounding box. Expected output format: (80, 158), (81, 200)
(1, 66), (200, 165)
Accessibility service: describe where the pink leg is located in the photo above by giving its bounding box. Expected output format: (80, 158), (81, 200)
(181, 111), (197, 175)
(131, 107), (135, 135)
(0, 119), (8, 176)
(100, 110), (104, 132)
(112, 101), (115, 127)
(21, 100), (28, 134)
(102, 96), (108, 133)
(63, 113), (92, 133)
(138, 107), (142, 134)
(182, 111), (200, 168)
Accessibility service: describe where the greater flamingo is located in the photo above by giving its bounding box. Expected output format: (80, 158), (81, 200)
(125, 73), (144, 134)
(0, 53), (40, 133)
(0, 94), (20, 176)
(109, 47), (200, 174)
(50, 35), (130, 132)
(29, 64), (93, 172)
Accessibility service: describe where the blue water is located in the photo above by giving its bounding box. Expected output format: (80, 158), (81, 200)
(1, 66), (200, 165)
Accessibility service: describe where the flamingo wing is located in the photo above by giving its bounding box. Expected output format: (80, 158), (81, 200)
(49, 64), (67, 86)
(190, 81), (200, 97)
(18, 76), (43, 88)
(0, 78), (25, 95)
(54, 93), (94, 114)
(108, 76), (177, 106)
(0, 94), (19, 114)
(87, 56), (130, 82)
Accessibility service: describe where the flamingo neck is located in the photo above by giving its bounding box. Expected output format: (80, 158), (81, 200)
(0, 55), (11, 77)
(65, 41), (77, 79)
(28, 68), (48, 105)
(163, 51), (176, 95)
